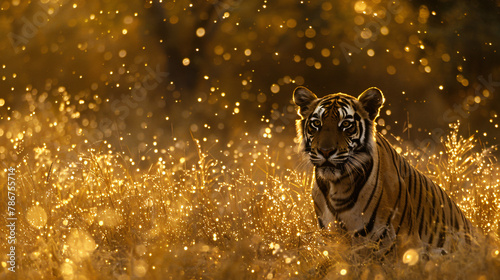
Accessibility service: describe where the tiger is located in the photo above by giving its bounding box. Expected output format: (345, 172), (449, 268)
(293, 86), (475, 258)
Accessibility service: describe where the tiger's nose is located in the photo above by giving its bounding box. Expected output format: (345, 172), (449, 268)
(319, 148), (336, 159)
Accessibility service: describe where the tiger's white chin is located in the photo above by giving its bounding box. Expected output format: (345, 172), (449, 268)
(317, 166), (343, 181)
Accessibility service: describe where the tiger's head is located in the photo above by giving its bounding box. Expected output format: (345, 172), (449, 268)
(293, 87), (385, 181)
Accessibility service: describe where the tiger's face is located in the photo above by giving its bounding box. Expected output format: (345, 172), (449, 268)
(293, 87), (385, 181)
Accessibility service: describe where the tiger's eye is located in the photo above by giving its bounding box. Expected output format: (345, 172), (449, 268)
(311, 119), (321, 127)
(341, 120), (351, 128)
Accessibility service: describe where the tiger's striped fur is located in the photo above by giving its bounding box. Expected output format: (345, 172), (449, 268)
(293, 86), (474, 256)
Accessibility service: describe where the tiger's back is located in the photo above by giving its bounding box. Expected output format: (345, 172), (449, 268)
(353, 132), (472, 252)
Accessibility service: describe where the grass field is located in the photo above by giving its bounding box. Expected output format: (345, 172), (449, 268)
(2, 1), (499, 278)
(1, 104), (500, 280)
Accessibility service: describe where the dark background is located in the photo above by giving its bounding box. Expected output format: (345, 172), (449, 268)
(1, 0), (499, 167)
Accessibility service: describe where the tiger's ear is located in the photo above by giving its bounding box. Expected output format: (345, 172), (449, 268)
(358, 87), (385, 121)
(293, 87), (318, 118)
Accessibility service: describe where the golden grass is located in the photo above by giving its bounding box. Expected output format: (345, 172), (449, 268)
(1, 114), (500, 279)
